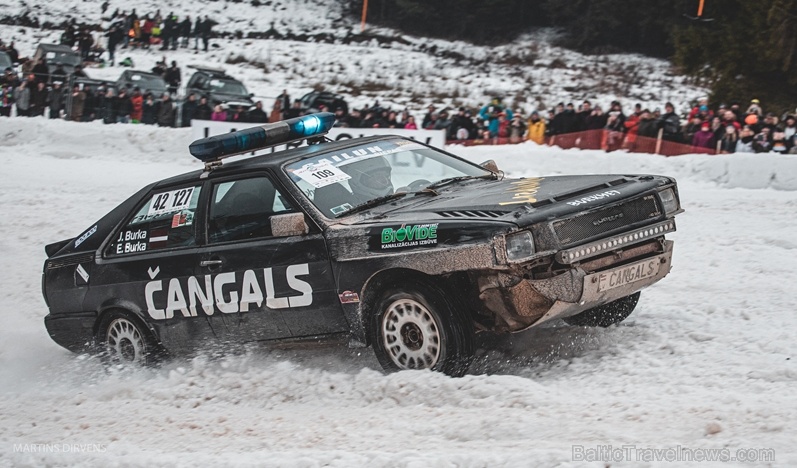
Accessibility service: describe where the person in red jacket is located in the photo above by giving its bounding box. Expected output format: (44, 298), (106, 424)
(130, 87), (143, 123)
(623, 103), (642, 150)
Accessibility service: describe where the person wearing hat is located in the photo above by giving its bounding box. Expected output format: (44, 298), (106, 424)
(781, 114), (796, 142)
(526, 111), (546, 145)
(746, 99), (762, 117)
(691, 120), (716, 151)
(658, 102), (682, 143)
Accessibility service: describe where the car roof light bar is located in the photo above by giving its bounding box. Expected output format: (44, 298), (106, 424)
(189, 112), (336, 165)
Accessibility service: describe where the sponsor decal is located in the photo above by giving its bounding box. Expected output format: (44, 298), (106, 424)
(330, 203), (353, 215)
(380, 223), (438, 249)
(75, 264), (90, 282)
(597, 259), (660, 292)
(144, 263), (313, 320)
(74, 225), (97, 248)
(171, 212), (192, 228)
(115, 229), (148, 254)
(338, 291), (360, 304)
(498, 178), (545, 206)
(593, 212), (624, 226)
(567, 190), (621, 207)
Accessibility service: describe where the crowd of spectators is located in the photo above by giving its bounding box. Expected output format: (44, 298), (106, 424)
(325, 96), (797, 155)
(3, 20), (797, 155)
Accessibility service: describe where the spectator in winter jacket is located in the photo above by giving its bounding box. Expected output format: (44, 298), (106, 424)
(194, 97), (212, 121)
(130, 88), (143, 122)
(509, 114), (526, 142)
(623, 104), (642, 149)
(102, 88), (118, 123)
(14, 81), (31, 116)
(47, 82), (63, 119)
(116, 88), (133, 123)
(745, 99), (762, 117)
(246, 100), (269, 123)
(211, 104), (227, 122)
(69, 84), (85, 121)
(451, 108), (476, 140)
(585, 106), (607, 131)
(0, 85), (14, 117)
(719, 125), (738, 153)
(526, 111), (546, 145)
(403, 115), (418, 129)
(637, 110), (658, 138)
(735, 126), (756, 153)
(31, 58), (49, 85)
(753, 128), (772, 153)
(658, 102), (682, 143)
(156, 93), (175, 127)
(179, 16), (192, 48)
(688, 97), (713, 122)
(50, 64), (67, 85)
(164, 61), (181, 95)
(782, 115), (796, 141)
(141, 94), (157, 124)
(575, 100), (592, 131)
(30, 81), (48, 116)
(691, 122), (716, 151)
(683, 116), (703, 145)
(770, 131), (789, 154)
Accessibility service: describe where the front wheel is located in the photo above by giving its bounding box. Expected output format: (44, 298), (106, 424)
(97, 311), (162, 366)
(563, 292), (641, 327)
(369, 282), (474, 377)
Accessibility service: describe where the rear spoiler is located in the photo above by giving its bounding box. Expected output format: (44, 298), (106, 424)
(45, 238), (74, 258)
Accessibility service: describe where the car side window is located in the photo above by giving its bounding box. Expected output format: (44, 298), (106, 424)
(208, 176), (296, 244)
(107, 185), (202, 256)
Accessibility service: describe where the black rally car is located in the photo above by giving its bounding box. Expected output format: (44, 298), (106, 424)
(42, 113), (682, 376)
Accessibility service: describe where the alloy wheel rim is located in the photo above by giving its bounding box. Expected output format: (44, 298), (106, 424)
(106, 318), (145, 364)
(382, 299), (441, 370)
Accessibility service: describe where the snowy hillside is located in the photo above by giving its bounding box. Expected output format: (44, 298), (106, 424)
(1, 0), (708, 114)
(1, 118), (796, 466)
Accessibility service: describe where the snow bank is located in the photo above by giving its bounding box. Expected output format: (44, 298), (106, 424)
(3, 117), (795, 190)
(1, 117), (796, 466)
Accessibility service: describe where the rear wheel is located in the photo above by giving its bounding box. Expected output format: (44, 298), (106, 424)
(369, 281), (474, 377)
(563, 292), (641, 327)
(97, 311), (162, 366)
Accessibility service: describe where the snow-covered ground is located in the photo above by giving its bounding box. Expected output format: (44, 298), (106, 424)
(0, 117), (795, 467)
(1, 0), (707, 114)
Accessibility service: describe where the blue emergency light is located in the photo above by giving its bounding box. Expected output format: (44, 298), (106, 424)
(189, 112), (336, 162)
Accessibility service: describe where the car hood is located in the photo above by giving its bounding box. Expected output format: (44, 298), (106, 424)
(352, 174), (672, 226)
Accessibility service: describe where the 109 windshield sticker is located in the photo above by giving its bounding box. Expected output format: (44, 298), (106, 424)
(292, 162), (351, 188)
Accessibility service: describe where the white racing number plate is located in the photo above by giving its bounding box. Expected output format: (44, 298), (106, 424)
(597, 258), (661, 292)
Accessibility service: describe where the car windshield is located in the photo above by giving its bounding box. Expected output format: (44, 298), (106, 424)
(125, 74), (167, 92)
(0, 52), (11, 69)
(284, 138), (491, 218)
(45, 51), (81, 66)
(208, 78), (248, 96)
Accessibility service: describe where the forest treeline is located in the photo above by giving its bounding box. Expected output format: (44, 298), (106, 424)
(347, 0), (797, 113)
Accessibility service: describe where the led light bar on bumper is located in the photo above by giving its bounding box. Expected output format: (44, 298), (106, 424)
(189, 112), (336, 162)
(557, 220), (676, 264)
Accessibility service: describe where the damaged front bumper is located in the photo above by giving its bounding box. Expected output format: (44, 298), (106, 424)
(477, 240), (674, 331)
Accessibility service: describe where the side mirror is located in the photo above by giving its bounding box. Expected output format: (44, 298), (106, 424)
(480, 159), (499, 174)
(271, 212), (309, 237)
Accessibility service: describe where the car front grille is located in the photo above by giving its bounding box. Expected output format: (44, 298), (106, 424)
(552, 194), (663, 247)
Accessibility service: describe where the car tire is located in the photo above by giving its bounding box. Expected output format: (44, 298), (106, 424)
(97, 311), (162, 366)
(562, 292), (641, 327)
(369, 281), (474, 377)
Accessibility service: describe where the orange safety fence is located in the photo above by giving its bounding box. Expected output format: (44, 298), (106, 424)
(449, 129), (720, 156)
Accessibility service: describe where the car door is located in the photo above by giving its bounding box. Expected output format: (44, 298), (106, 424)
(90, 182), (210, 351)
(198, 173), (346, 343)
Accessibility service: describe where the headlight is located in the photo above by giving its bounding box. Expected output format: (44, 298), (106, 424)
(659, 188), (679, 214)
(505, 231), (535, 262)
